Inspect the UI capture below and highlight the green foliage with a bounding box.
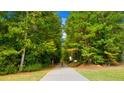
[0,47,19,74]
[93,55,105,64]
[81,46,96,64]
[64,11,124,65]
[62,48,69,62]
[23,63,42,72]
[0,11,61,74]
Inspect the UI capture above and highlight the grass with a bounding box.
[75,65,124,81]
[0,67,53,81]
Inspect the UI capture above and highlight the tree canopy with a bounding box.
[0,11,62,74]
[1,11,124,75]
[64,11,124,65]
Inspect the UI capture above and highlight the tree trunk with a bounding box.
[19,32,27,72]
[19,48,25,72]
[19,12,28,72]
[52,59,54,66]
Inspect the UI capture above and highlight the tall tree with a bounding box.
[0,11,62,74]
[64,12,124,65]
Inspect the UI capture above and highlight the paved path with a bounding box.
[41,66,89,81]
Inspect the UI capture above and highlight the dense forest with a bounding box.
[64,12,124,65]
[1,11,124,75]
[0,12,62,74]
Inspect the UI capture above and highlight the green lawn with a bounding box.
[0,68,52,81]
[76,65,124,81]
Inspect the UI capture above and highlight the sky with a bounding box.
[58,11,70,18]
[58,11,70,25]
[58,11,70,40]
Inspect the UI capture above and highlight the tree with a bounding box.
[0,11,62,74]
[64,12,124,65]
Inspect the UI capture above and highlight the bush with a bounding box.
[5,65,18,74]
[23,63,42,72]
[42,63,50,68]
[0,48,19,75]
[20,49,52,72]
[93,55,105,64]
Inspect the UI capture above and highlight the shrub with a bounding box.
[93,55,105,64]
[23,63,42,72]
[5,65,18,74]
[0,48,19,75]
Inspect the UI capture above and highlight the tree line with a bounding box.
[0,12,62,74]
[64,12,124,65]
[1,11,124,75]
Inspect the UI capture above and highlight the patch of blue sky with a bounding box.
[62,18,67,25]
[62,29,67,39]
[57,11,70,41]
[58,11,70,25]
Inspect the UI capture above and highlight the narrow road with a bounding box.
[40,65,88,81]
